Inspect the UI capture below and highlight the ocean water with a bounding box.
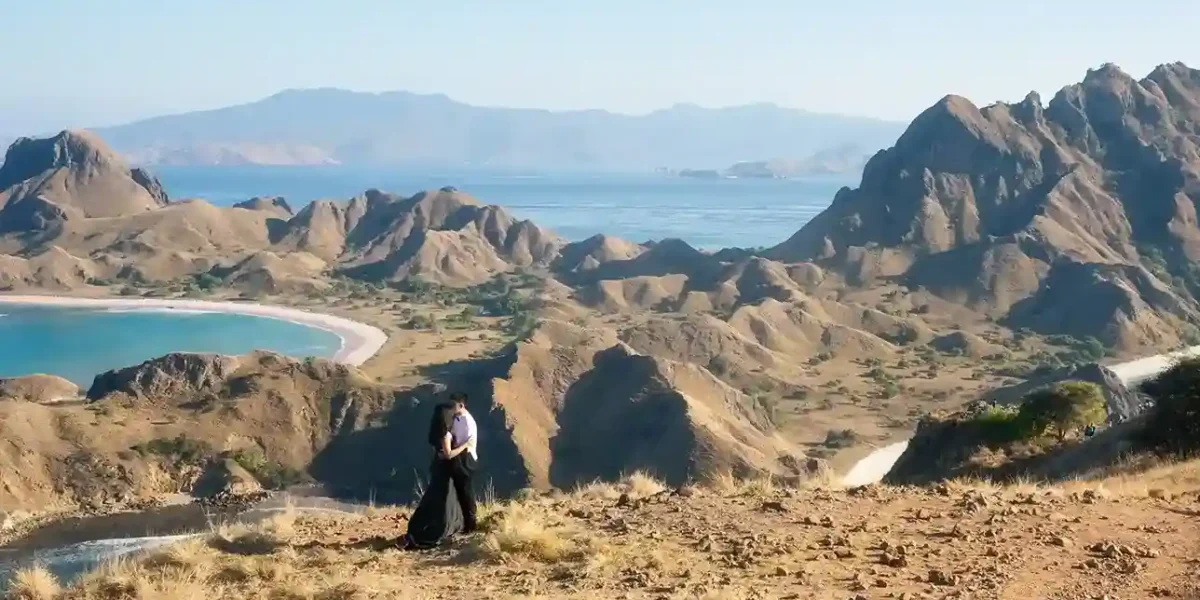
[0,306,341,387]
[155,167,852,249]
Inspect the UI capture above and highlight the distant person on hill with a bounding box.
[446,392,479,533]
[402,403,463,549]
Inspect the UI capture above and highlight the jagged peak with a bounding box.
[1084,62,1134,83]
[1150,61,1194,77]
[0,129,125,190]
[234,196,294,215]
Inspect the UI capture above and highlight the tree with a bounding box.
[1019,381,1107,442]
[1141,357,1200,456]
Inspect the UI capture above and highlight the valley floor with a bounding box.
[11,470,1200,600]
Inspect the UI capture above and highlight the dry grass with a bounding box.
[570,471,667,501]
[476,502,602,564]
[623,471,666,497]
[4,566,61,600]
[211,509,296,555]
[939,456,1200,500]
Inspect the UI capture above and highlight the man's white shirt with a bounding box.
[454,411,479,460]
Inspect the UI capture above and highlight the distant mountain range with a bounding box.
[84,89,905,170]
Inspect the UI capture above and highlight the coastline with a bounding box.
[0,295,387,367]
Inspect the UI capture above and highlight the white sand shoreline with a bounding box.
[0,295,387,366]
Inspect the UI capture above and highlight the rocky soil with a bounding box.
[13,474,1199,600]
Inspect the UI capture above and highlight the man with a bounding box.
[444,392,479,533]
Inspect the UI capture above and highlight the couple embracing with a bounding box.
[403,392,480,549]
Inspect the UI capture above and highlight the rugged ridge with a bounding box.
[767,62,1200,349]
[0,133,565,288]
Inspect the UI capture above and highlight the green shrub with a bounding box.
[969,404,1031,444]
[1141,357,1200,456]
[822,428,859,449]
[132,435,213,464]
[193,273,222,291]
[1018,381,1107,442]
[228,447,306,489]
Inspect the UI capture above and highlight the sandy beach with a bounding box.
[0,296,387,366]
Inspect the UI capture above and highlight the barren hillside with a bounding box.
[768,63,1200,350]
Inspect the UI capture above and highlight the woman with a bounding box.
[402,403,465,549]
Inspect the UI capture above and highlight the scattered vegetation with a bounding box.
[963,381,1107,447]
[132,435,214,465]
[1141,357,1200,456]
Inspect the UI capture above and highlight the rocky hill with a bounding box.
[0,131,167,236]
[767,62,1200,350]
[0,133,562,289]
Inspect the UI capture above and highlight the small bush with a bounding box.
[823,428,859,449]
[193,273,222,291]
[402,315,435,330]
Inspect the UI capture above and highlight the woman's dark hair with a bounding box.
[426,403,455,448]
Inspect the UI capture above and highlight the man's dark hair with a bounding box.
[450,392,468,406]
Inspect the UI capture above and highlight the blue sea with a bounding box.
[155,167,851,250]
[0,306,341,387]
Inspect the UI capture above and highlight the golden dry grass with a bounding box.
[940,456,1200,500]
[4,566,61,600]
[211,509,296,555]
[475,502,602,564]
[10,462,1200,600]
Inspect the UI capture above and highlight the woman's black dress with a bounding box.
[403,402,464,549]
[404,458,464,549]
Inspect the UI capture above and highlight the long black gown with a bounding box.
[404,455,464,549]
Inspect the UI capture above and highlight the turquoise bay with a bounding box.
[0,306,341,387]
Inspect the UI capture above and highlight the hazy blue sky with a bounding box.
[1,1,1197,133]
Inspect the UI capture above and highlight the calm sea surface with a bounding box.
[155,167,851,250]
[0,306,341,386]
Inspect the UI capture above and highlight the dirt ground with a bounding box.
[13,470,1199,600]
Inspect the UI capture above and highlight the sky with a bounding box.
[2,0,1198,133]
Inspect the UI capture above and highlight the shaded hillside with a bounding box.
[0,313,809,511]
[767,62,1200,349]
[93,89,905,169]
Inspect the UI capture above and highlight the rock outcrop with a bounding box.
[0,131,168,234]
[87,352,243,401]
